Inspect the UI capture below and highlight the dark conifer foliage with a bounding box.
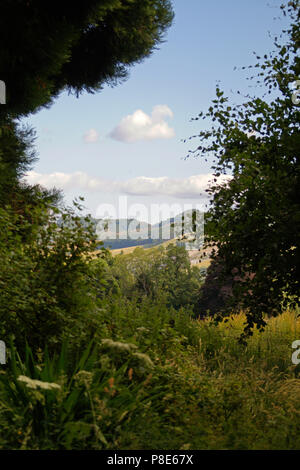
[0,0,174,117]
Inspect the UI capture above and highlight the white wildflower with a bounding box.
[101,339,138,353]
[74,370,93,387]
[18,375,61,391]
[136,327,150,333]
[132,352,154,369]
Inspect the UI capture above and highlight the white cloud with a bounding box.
[25,171,113,192]
[24,171,231,198]
[83,128,99,143]
[121,174,231,197]
[109,105,175,143]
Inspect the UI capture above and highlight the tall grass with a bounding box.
[191,309,300,372]
[0,309,300,450]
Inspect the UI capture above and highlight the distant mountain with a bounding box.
[58,210,205,250]
[95,209,204,250]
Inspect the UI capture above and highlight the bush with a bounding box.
[0,200,109,353]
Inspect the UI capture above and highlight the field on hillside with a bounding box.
[108,238,178,256]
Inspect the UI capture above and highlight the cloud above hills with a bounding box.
[109,105,175,143]
[25,171,231,198]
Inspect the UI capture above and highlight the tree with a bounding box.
[0,199,110,352]
[186,2,300,337]
[0,118,62,207]
[111,244,203,311]
[0,0,173,205]
[0,0,174,118]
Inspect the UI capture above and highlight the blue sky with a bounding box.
[23,0,288,222]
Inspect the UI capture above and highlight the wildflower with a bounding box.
[132,352,154,369]
[74,370,93,387]
[136,327,150,333]
[101,339,138,353]
[108,377,115,388]
[17,375,61,391]
[104,385,116,397]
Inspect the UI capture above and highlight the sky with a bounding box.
[22,0,288,223]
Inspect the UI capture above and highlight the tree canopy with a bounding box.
[0,0,173,205]
[0,0,174,117]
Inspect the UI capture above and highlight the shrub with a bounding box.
[0,200,109,353]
